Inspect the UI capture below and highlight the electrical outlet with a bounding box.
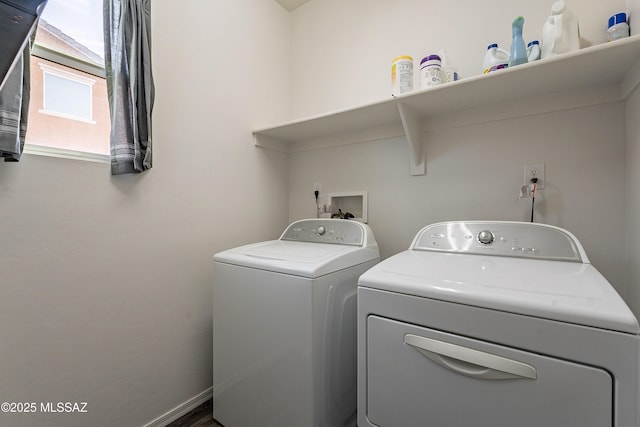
[523,163,545,189]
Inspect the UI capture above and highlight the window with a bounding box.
[25,0,110,159]
[40,64,95,123]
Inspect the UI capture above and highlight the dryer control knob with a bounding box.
[477,230,495,245]
[317,226,327,235]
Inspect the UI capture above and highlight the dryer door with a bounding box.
[366,316,613,427]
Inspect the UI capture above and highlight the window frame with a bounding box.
[32,43,106,78]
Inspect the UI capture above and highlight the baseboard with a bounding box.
[142,387,213,427]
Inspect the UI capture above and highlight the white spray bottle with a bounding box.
[438,50,459,83]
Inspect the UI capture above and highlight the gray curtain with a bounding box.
[103,0,154,175]
[0,43,31,162]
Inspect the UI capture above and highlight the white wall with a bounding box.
[289,103,627,291]
[628,0,640,36]
[0,1,290,425]
[289,0,625,118]
[287,0,632,301]
[626,0,640,313]
[626,85,640,316]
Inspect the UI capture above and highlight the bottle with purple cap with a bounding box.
[420,54,442,89]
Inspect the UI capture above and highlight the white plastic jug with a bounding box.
[482,44,509,74]
[541,0,580,59]
[527,40,541,62]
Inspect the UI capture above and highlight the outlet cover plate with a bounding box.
[524,163,545,189]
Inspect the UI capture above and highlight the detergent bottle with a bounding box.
[541,0,580,59]
[527,40,541,62]
[482,44,509,74]
[607,13,630,42]
[509,16,528,67]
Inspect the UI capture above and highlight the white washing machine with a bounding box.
[358,221,640,427]
[213,219,379,427]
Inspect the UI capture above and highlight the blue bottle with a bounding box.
[509,16,528,67]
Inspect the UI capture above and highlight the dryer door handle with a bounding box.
[404,334,537,380]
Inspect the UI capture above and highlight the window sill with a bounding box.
[24,144,110,164]
[38,109,97,124]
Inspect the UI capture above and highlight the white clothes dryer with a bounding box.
[358,221,640,427]
[213,219,379,427]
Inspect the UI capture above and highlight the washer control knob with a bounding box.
[317,226,327,236]
[477,230,495,245]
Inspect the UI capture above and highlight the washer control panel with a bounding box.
[281,219,365,246]
[412,221,586,262]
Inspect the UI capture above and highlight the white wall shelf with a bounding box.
[253,35,640,175]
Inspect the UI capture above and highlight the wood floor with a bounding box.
[165,399,222,427]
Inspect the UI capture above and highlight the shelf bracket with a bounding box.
[397,102,425,176]
[253,132,292,153]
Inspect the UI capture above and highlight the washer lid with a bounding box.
[213,219,380,278]
[214,240,379,278]
[359,250,639,334]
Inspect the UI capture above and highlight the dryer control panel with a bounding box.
[411,221,587,263]
[280,219,370,246]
